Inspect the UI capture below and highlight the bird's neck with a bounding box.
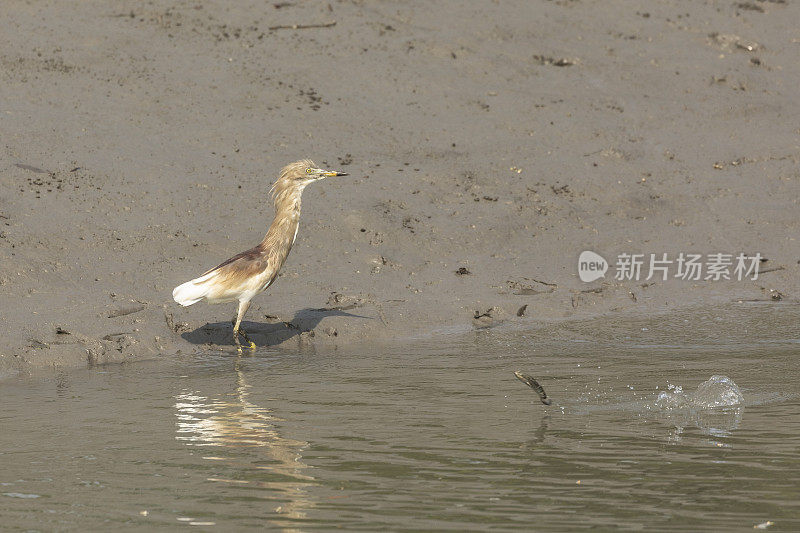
[260,188,303,259]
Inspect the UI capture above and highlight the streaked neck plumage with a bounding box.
[259,178,307,268]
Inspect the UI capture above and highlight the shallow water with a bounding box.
[2,303,800,531]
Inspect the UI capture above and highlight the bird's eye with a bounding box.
[306,168,313,174]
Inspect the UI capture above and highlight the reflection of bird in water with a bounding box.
[174,358,314,525]
[172,160,347,350]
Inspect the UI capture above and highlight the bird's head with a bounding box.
[284,159,348,186]
[270,159,348,205]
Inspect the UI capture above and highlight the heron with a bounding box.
[172,159,348,349]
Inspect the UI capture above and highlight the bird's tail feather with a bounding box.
[173,272,216,306]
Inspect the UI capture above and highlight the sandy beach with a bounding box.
[1,0,798,373]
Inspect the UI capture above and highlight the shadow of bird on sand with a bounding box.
[181,307,371,347]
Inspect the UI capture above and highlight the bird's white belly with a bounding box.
[239,270,275,301]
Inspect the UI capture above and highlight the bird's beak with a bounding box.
[321,169,348,177]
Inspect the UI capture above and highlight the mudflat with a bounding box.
[1,1,798,371]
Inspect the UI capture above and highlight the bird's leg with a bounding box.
[231,316,241,349]
[238,326,255,346]
[232,300,256,351]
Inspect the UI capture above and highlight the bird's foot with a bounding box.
[233,327,256,351]
[236,340,255,353]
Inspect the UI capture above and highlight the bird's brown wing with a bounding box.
[201,246,269,281]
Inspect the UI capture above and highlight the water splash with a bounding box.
[655,375,743,410]
[693,375,744,408]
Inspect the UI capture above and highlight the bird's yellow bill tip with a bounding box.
[323,171,348,177]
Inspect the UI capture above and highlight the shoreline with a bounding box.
[4,289,796,381]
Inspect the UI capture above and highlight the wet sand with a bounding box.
[1,1,799,372]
